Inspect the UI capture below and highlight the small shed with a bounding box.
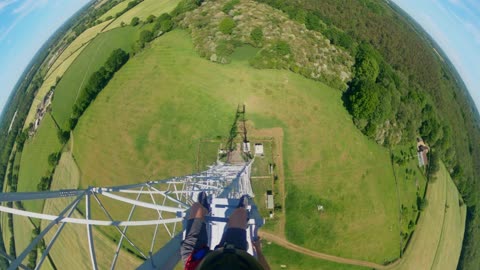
[266,190,274,210]
[243,141,251,153]
[255,143,264,156]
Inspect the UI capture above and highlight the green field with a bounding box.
[47,20,112,78]
[70,29,399,262]
[24,21,113,128]
[17,114,62,215]
[105,0,180,31]
[51,26,140,130]
[99,0,129,21]
[391,145,428,249]
[262,242,368,270]
[13,215,35,266]
[391,162,466,270]
[41,151,141,269]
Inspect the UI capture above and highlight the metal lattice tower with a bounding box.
[0,160,260,270]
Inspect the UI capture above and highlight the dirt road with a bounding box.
[259,231,401,270]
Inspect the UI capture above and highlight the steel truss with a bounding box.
[0,161,255,270]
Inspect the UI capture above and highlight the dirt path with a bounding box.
[259,231,400,270]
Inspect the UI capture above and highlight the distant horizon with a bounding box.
[0,0,90,117]
[0,0,479,118]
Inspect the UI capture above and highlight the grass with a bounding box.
[430,168,467,269]
[41,151,141,269]
[99,1,129,21]
[251,141,274,177]
[17,114,62,216]
[196,140,221,172]
[391,162,466,270]
[262,242,369,270]
[51,26,140,130]
[47,20,112,78]
[71,29,399,263]
[104,0,181,31]
[13,215,35,265]
[391,144,428,249]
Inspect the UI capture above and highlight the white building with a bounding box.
[254,143,264,156]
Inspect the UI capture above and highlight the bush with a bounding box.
[272,40,291,56]
[131,17,140,26]
[250,27,263,45]
[219,17,235,35]
[222,0,240,14]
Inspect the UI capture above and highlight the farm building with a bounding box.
[417,138,429,167]
[255,143,264,156]
[266,190,274,209]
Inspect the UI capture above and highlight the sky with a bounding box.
[0,0,479,113]
[0,0,90,113]
[392,0,480,109]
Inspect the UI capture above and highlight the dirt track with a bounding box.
[259,231,401,270]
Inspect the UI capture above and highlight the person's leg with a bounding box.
[180,202,209,263]
[217,195,249,251]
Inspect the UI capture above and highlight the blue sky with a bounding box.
[392,0,480,109]
[0,0,479,113]
[0,0,89,113]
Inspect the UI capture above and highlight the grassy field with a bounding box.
[100,0,129,21]
[17,114,62,215]
[104,0,180,31]
[71,30,399,262]
[391,144,428,249]
[41,151,141,269]
[431,168,466,269]
[47,20,112,78]
[391,162,466,270]
[262,242,369,270]
[51,26,140,129]
[13,215,35,266]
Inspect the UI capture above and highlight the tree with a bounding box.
[348,79,380,119]
[219,17,235,35]
[48,152,61,167]
[105,49,129,73]
[356,56,379,82]
[146,15,156,23]
[417,196,428,211]
[138,30,154,47]
[250,27,263,45]
[130,17,140,26]
[160,19,173,32]
[153,13,173,33]
[57,129,70,144]
[15,129,28,151]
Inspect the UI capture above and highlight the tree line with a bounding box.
[68,48,129,131]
